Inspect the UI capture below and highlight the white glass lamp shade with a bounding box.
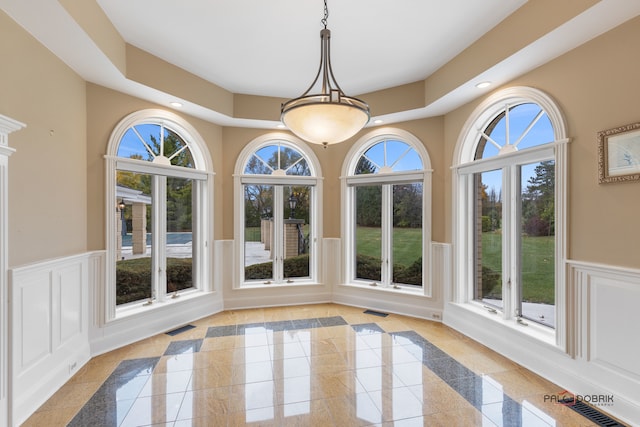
[282,96,370,145]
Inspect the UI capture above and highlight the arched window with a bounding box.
[105,110,213,319]
[342,129,432,294]
[453,87,568,337]
[234,135,322,287]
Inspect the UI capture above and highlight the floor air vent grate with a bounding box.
[363,309,389,317]
[165,325,196,336]
[561,398,627,426]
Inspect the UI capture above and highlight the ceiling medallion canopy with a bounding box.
[280,0,370,147]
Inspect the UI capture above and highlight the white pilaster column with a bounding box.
[0,114,25,427]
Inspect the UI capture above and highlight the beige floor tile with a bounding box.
[308,352,349,374]
[66,357,118,385]
[176,387,231,420]
[35,381,101,412]
[20,406,80,427]
[200,335,238,351]
[487,367,560,399]
[383,406,491,427]
[306,337,339,356]
[229,380,278,413]
[313,370,364,398]
[189,365,233,389]
[272,356,312,380]
[324,392,383,426]
[193,347,235,367]
[277,399,336,427]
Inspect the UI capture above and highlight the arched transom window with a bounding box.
[234,135,322,287]
[342,129,432,295]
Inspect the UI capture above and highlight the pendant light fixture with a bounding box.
[281,0,370,147]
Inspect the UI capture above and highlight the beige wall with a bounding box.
[1,11,87,267]
[86,84,225,250]
[443,15,640,269]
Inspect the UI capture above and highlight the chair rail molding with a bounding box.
[0,113,25,427]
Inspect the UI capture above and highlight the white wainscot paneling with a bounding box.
[17,270,52,370]
[9,254,91,427]
[590,275,640,376]
[565,261,640,424]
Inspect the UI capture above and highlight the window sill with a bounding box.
[235,281,323,290]
[339,281,429,297]
[112,289,213,322]
[451,301,557,348]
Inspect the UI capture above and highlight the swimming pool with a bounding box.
[121,232,192,247]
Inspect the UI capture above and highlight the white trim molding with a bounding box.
[0,114,24,427]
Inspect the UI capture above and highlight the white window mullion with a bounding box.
[273,186,284,282]
[192,179,203,290]
[381,184,392,286]
[505,165,521,318]
[501,166,513,320]
[152,175,167,302]
[514,166,523,320]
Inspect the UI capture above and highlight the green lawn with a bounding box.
[355,226,422,267]
[245,226,261,242]
[481,232,555,304]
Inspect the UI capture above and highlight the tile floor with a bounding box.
[23,304,616,426]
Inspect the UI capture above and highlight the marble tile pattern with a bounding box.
[22,303,611,426]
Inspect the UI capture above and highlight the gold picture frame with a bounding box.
[598,121,640,183]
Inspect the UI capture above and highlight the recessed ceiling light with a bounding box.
[475,81,491,89]
[170,101,183,108]
[373,119,383,125]
[277,123,286,129]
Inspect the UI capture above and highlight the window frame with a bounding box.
[452,87,569,348]
[341,128,433,296]
[233,133,323,288]
[104,109,214,322]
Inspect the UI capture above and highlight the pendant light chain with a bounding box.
[321,0,329,29]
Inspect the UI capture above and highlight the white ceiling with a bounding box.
[96,0,527,98]
[2,0,640,128]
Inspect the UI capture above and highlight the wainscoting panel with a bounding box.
[590,273,640,377]
[9,253,91,427]
[15,270,52,370]
[58,263,84,348]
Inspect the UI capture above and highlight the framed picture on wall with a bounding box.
[598,121,640,183]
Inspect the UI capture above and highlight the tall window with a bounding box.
[235,135,321,286]
[454,87,567,332]
[343,129,432,294]
[106,110,213,318]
